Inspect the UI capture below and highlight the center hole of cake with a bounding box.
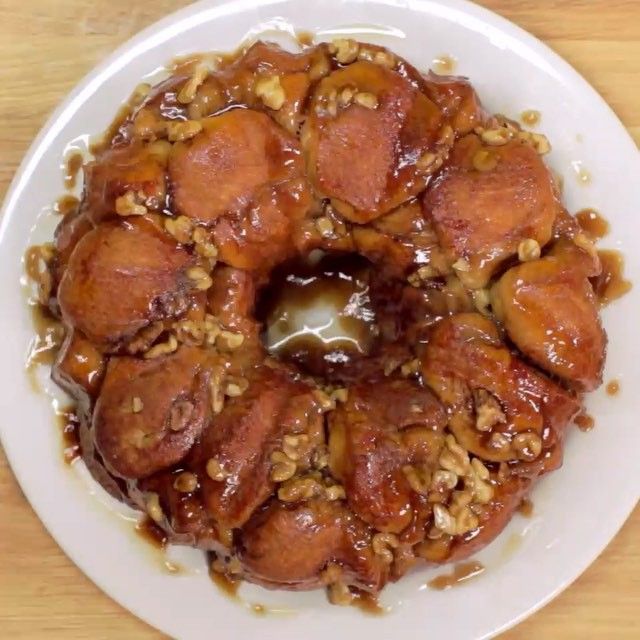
[257,252,379,377]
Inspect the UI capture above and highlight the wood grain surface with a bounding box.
[0,1,638,638]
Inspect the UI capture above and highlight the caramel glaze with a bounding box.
[427,561,485,591]
[54,195,80,217]
[208,564,241,600]
[576,208,609,239]
[257,253,379,378]
[520,109,541,127]
[136,516,168,550]
[574,412,595,432]
[24,245,47,286]
[90,81,154,154]
[90,102,135,155]
[351,589,385,615]
[606,379,620,396]
[64,152,84,190]
[518,498,534,518]
[592,250,632,305]
[296,31,314,47]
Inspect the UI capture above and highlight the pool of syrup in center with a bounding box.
[258,253,379,377]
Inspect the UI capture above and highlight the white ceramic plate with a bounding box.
[1,1,638,638]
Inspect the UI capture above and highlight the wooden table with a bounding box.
[0,1,638,637]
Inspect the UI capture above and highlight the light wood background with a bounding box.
[0,1,638,638]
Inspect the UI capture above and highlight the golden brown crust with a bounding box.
[83,143,168,223]
[424,134,562,288]
[329,379,446,534]
[420,313,580,464]
[492,241,606,390]
[303,60,446,223]
[169,109,308,224]
[93,346,211,479]
[240,499,388,592]
[190,366,324,529]
[58,218,195,346]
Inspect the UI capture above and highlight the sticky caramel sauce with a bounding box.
[432,54,457,74]
[574,411,595,432]
[606,379,620,396]
[54,194,80,216]
[134,516,188,575]
[296,30,314,47]
[210,569,241,599]
[64,152,84,190]
[259,254,379,377]
[90,103,134,155]
[57,407,81,465]
[576,208,609,239]
[135,516,168,550]
[89,80,156,154]
[520,109,540,127]
[427,561,485,591]
[351,589,386,615]
[24,245,47,284]
[518,498,534,518]
[591,250,632,305]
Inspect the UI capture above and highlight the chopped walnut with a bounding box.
[216,330,245,351]
[173,472,198,493]
[473,389,506,432]
[115,191,147,217]
[373,50,395,68]
[331,38,359,64]
[479,127,514,146]
[518,130,551,154]
[167,120,203,142]
[206,458,228,482]
[452,257,471,273]
[472,148,498,172]
[439,434,470,476]
[186,266,213,291]
[372,532,399,564]
[518,238,541,262]
[144,492,163,523]
[325,484,346,501]
[512,431,543,461]
[143,334,178,359]
[178,63,210,105]
[282,434,310,461]
[315,216,335,238]
[224,377,249,398]
[277,475,323,502]
[270,451,297,482]
[354,92,378,109]
[255,75,286,111]
[164,215,195,244]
